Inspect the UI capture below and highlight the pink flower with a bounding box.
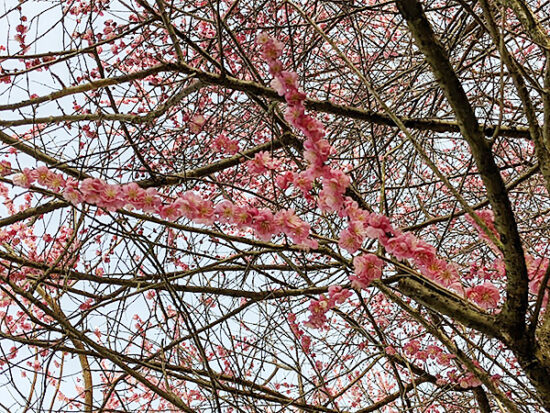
[466,282,500,310]
[159,202,182,221]
[323,169,349,193]
[338,221,365,254]
[193,199,215,225]
[279,71,298,90]
[189,114,206,134]
[365,213,393,242]
[141,188,162,213]
[98,184,125,211]
[247,151,279,174]
[412,241,437,267]
[304,296,330,329]
[304,138,332,167]
[298,238,318,250]
[420,258,461,289]
[35,166,51,186]
[285,89,307,106]
[404,340,420,355]
[318,186,345,212]
[300,335,311,353]
[261,37,283,61]
[215,200,235,223]
[420,258,447,279]
[297,116,326,141]
[426,345,443,359]
[466,209,500,245]
[284,104,305,125]
[62,178,83,205]
[212,134,240,155]
[327,285,352,305]
[233,205,256,228]
[270,78,285,96]
[80,178,106,204]
[431,261,460,288]
[0,160,11,176]
[174,191,203,220]
[351,254,384,290]
[294,169,316,193]
[121,183,145,208]
[275,171,295,190]
[386,232,417,261]
[437,353,455,366]
[275,209,311,244]
[255,32,271,45]
[343,198,370,222]
[12,168,36,188]
[251,208,278,241]
[44,172,65,192]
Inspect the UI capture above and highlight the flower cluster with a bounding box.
[256,35,514,327]
[258,33,348,213]
[212,134,240,155]
[288,313,312,353]
[7,164,318,249]
[465,282,501,310]
[258,35,466,290]
[304,285,352,329]
[247,151,280,175]
[350,254,384,290]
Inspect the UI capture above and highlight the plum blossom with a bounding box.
[338,221,365,254]
[121,183,144,208]
[385,232,417,261]
[215,200,235,224]
[247,151,279,174]
[364,213,393,242]
[0,160,11,176]
[466,282,501,310]
[251,208,278,241]
[189,114,206,134]
[62,178,83,205]
[212,134,240,155]
[275,209,311,244]
[304,285,352,329]
[275,171,295,190]
[351,254,384,290]
[12,168,36,188]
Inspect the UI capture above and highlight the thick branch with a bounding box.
[396,0,529,335]
[397,276,501,339]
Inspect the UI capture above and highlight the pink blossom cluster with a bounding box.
[258,33,349,213]
[212,134,240,155]
[350,254,384,290]
[304,285,352,329]
[447,370,482,389]
[7,164,318,248]
[12,166,67,192]
[0,160,12,176]
[14,16,28,50]
[258,35,457,266]
[287,313,312,353]
[258,34,484,320]
[465,281,501,310]
[400,341,484,388]
[247,151,280,175]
